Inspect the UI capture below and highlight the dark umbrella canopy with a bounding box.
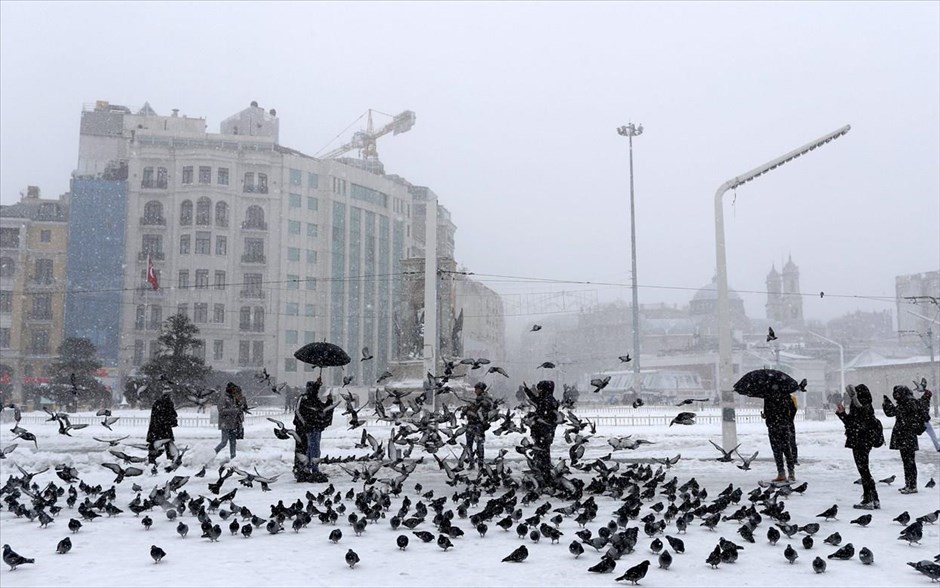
[734,368,802,399]
[293,342,351,367]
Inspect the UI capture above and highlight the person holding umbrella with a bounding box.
[761,390,798,483]
[295,376,337,483]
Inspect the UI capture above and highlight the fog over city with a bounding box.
[1,2,937,327]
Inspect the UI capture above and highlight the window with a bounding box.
[177,303,189,318]
[288,221,301,235]
[141,167,154,188]
[243,172,255,193]
[135,305,145,330]
[133,340,145,365]
[142,234,162,257]
[40,230,52,243]
[194,303,208,323]
[199,166,211,184]
[351,183,389,208]
[213,340,224,361]
[253,306,264,331]
[243,273,263,298]
[239,306,251,330]
[34,259,54,284]
[193,339,206,361]
[214,270,226,290]
[213,303,225,324]
[196,197,211,225]
[286,330,298,344]
[244,205,265,230]
[304,330,316,343]
[31,293,52,319]
[0,228,20,248]
[30,328,49,354]
[182,166,193,184]
[305,277,317,291]
[332,177,347,195]
[252,341,264,366]
[143,200,164,224]
[290,169,302,185]
[218,168,229,186]
[149,306,162,330]
[287,247,300,262]
[180,200,193,225]
[195,231,211,255]
[304,303,316,317]
[215,202,228,227]
[216,236,227,256]
[289,193,301,208]
[306,223,318,238]
[0,328,9,349]
[179,234,191,254]
[286,302,299,316]
[307,196,318,211]
[243,238,265,262]
[178,270,190,289]
[308,173,319,189]
[0,257,14,278]
[287,274,300,290]
[156,167,168,189]
[0,290,12,313]
[238,341,250,366]
[285,357,297,372]
[195,269,209,289]
[306,249,318,264]
[257,173,268,194]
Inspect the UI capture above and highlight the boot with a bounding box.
[771,473,787,483]
[787,469,796,482]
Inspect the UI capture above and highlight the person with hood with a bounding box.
[525,380,559,485]
[835,384,884,509]
[296,376,336,483]
[462,382,494,470]
[883,384,932,493]
[762,391,798,483]
[146,388,178,464]
[213,382,247,461]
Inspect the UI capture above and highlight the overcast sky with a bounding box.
[1,1,938,325]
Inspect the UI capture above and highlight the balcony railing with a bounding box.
[239,289,265,299]
[240,253,266,264]
[138,251,165,261]
[140,216,167,226]
[241,221,268,231]
[140,180,168,190]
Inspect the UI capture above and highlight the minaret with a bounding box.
[781,255,804,327]
[766,264,782,323]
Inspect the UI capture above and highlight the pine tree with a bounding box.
[50,337,108,410]
[141,313,211,404]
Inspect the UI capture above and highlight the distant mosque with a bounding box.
[765,255,804,329]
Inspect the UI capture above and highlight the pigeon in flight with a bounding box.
[618,354,632,363]
[488,366,509,378]
[530,324,542,332]
[377,370,394,384]
[669,412,696,427]
[361,347,374,361]
[590,376,611,394]
[537,361,556,369]
[767,327,777,342]
[708,440,739,462]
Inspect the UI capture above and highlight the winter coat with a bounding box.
[836,402,883,450]
[883,387,930,452]
[762,394,797,430]
[464,392,494,429]
[526,385,559,441]
[217,389,246,431]
[146,395,178,443]
[296,381,334,433]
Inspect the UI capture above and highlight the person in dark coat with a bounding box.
[213,382,247,461]
[835,384,884,509]
[883,384,932,493]
[295,377,335,483]
[762,392,797,482]
[146,389,178,464]
[462,382,494,470]
[525,380,559,486]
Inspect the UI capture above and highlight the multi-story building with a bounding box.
[896,270,939,341]
[765,256,804,329]
[0,186,70,403]
[67,100,423,389]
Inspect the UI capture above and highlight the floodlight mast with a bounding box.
[715,125,851,452]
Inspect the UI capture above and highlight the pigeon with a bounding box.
[590,376,611,394]
[587,554,616,573]
[898,521,923,545]
[708,440,739,462]
[851,514,872,527]
[859,547,874,565]
[812,556,826,573]
[537,362,556,369]
[396,535,408,550]
[705,545,722,568]
[329,529,343,543]
[918,510,940,525]
[616,559,650,584]
[1,546,34,573]
[530,324,542,332]
[650,538,663,554]
[669,412,696,427]
[658,549,673,570]
[360,347,374,361]
[908,560,940,582]
[488,366,509,378]
[827,543,855,560]
[816,505,838,521]
[413,531,435,543]
[68,518,82,534]
[618,354,632,363]
[677,398,711,406]
[767,327,777,342]
[177,522,189,538]
[437,534,454,551]
[766,527,780,545]
[802,536,813,550]
[377,370,394,384]
[665,536,685,554]
[569,541,584,558]
[241,524,252,538]
[150,545,166,564]
[784,543,798,564]
[345,548,360,569]
[343,376,354,386]
[799,523,820,536]
[879,474,896,485]
[56,537,72,555]
[632,398,644,409]
[502,545,529,563]
[823,532,841,546]
[142,516,153,530]
[927,478,936,489]
[228,520,239,535]
[735,449,759,471]
[894,511,911,526]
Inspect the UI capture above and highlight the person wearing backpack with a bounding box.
[883,384,933,493]
[835,384,884,509]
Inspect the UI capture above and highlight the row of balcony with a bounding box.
[138,218,266,231]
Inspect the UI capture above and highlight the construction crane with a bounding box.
[317,109,416,161]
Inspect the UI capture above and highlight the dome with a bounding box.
[692,275,742,302]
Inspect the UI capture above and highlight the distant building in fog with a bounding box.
[766,255,804,329]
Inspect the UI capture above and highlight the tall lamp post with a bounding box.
[716,125,851,451]
[809,331,845,395]
[617,122,643,389]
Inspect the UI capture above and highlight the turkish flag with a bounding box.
[147,255,160,290]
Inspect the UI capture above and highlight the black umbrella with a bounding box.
[733,368,803,399]
[293,342,351,367]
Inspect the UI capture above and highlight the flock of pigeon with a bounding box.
[2,326,940,584]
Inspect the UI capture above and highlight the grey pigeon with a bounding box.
[56,537,72,555]
[669,412,695,427]
[784,543,798,564]
[150,545,166,564]
[569,541,584,558]
[345,548,360,568]
[658,549,673,570]
[502,545,528,563]
[816,505,838,521]
[827,543,855,560]
[812,556,826,573]
[177,522,189,538]
[396,535,408,550]
[616,559,650,584]
[823,532,841,546]
[898,521,923,545]
[859,547,874,565]
[907,560,940,582]
[851,514,872,527]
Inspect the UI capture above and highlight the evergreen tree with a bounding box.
[141,313,211,404]
[50,337,108,410]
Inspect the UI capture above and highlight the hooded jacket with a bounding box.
[296,380,335,432]
[836,384,883,449]
[883,385,931,452]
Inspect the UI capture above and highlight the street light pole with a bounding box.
[809,331,845,394]
[715,125,851,452]
[617,123,643,389]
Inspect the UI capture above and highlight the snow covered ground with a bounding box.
[1,405,938,587]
